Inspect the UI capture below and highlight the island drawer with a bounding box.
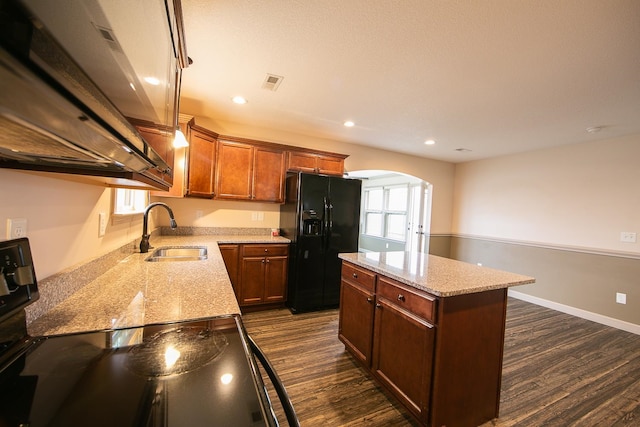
[377,276,436,323]
[342,262,376,291]
[242,244,289,257]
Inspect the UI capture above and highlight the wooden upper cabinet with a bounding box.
[216,138,285,203]
[135,124,175,186]
[151,119,191,198]
[253,146,285,202]
[287,150,346,176]
[186,126,217,198]
[215,140,253,200]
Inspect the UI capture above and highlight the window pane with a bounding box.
[386,187,408,211]
[366,188,383,210]
[365,213,382,236]
[386,213,406,240]
[114,189,148,214]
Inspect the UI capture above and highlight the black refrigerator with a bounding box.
[280,172,362,313]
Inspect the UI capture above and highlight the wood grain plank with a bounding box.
[243,298,640,427]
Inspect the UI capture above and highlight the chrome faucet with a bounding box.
[140,202,178,253]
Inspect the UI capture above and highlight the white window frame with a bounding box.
[113,188,149,216]
[362,184,410,242]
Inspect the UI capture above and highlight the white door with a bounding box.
[407,182,432,253]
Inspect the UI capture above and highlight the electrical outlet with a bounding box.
[620,232,637,243]
[98,212,107,237]
[616,292,627,304]
[6,218,27,239]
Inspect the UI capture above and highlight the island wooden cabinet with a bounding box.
[339,261,509,427]
[372,277,435,421]
[215,138,285,202]
[286,150,346,176]
[339,262,376,365]
[186,126,217,198]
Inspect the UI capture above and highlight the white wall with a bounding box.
[452,133,640,254]
[0,169,146,280]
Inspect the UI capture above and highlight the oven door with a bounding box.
[0,315,294,426]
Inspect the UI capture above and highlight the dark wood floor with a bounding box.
[242,298,640,426]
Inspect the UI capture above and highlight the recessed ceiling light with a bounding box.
[144,76,161,86]
[424,139,435,145]
[344,121,355,127]
[232,96,247,104]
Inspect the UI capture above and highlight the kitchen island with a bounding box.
[28,234,289,336]
[338,251,535,427]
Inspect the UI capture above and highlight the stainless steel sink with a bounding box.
[145,246,208,262]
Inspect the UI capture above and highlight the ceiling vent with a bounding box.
[262,74,284,91]
[93,24,123,53]
[455,148,472,152]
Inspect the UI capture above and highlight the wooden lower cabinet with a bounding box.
[219,243,289,310]
[372,295,435,420]
[218,244,240,299]
[339,261,508,427]
[338,279,375,365]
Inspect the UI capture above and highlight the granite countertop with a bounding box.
[28,234,290,336]
[339,251,535,297]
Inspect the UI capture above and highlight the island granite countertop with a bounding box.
[28,234,289,336]
[339,251,535,297]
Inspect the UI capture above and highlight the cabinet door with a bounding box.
[338,280,375,366]
[253,146,285,202]
[316,155,344,176]
[264,255,288,302]
[240,257,265,305]
[215,140,253,200]
[219,244,240,299]
[287,151,318,173]
[136,125,175,186]
[186,129,216,197]
[372,297,435,422]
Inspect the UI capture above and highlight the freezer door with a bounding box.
[288,236,325,312]
[324,177,362,306]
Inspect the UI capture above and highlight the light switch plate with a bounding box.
[98,212,107,237]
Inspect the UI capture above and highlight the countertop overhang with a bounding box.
[339,251,535,297]
[28,235,290,336]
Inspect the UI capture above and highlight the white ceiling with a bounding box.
[179,0,640,163]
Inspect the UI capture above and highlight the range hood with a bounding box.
[0,0,188,190]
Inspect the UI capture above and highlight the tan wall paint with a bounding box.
[453,133,640,255]
[0,169,147,280]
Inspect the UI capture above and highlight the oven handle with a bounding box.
[248,335,300,427]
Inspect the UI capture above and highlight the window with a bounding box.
[362,185,409,241]
[113,189,148,215]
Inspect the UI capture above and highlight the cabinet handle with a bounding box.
[262,259,266,263]
[266,259,270,263]
[366,297,373,303]
[375,303,381,308]
[397,294,405,301]
[352,273,358,279]
[264,249,268,252]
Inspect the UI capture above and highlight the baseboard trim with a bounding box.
[508,290,640,336]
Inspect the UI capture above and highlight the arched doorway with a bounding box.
[348,170,432,253]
